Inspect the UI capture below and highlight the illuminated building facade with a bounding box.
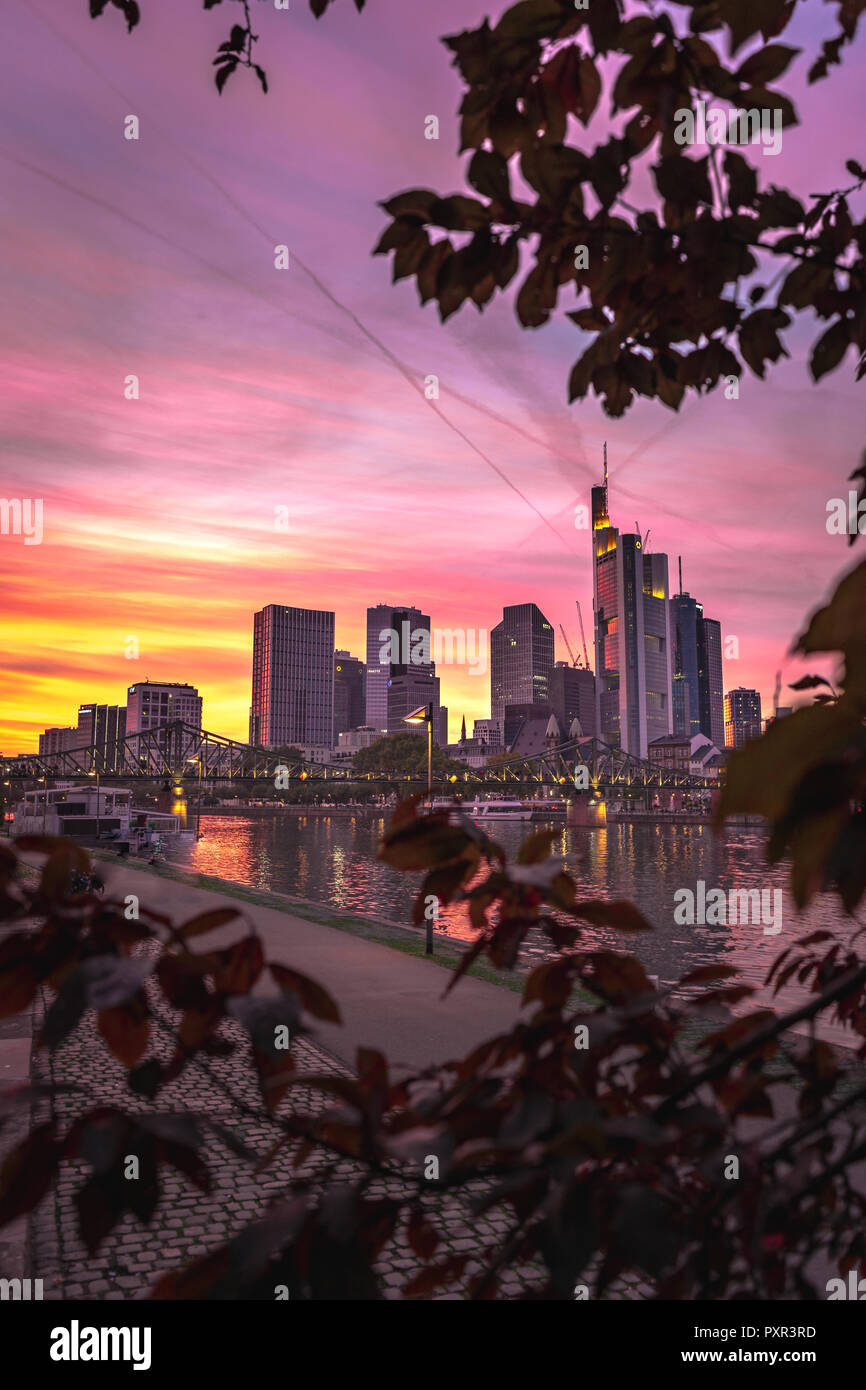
[591,447,673,757]
[724,686,762,749]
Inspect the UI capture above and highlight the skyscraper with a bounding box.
[490,603,555,727]
[364,604,443,736]
[724,686,762,749]
[670,559,724,748]
[669,578,701,738]
[592,446,673,757]
[365,604,393,732]
[366,604,435,732]
[697,617,725,750]
[333,651,366,739]
[249,605,334,749]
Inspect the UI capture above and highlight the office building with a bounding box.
[337,726,380,753]
[697,617,725,750]
[386,671,441,736]
[249,605,334,748]
[503,701,553,750]
[437,706,448,746]
[473,719,503,749]
[549,662,596,739]
[724,687,762,749]
[490,603,555,727]
[333,651,366,738]
[76,703,127,772]
[365,604,393,732]
[38,727,78,756]
[669,562,725,750]
[669,576,701,738]
[365,603,444,738]
[126,682,202,735]
[366,604,436,732]
[592,446,673,757]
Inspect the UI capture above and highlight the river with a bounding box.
[165,811,859,1049]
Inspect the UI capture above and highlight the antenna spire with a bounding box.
[678,556,683,595]
[603,440,608,486]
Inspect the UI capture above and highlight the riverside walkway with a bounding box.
[15,862,658,1300]
[91,860,524,1075]
[7,859,854,1300]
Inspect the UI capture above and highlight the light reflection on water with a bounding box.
[170,813,862,1047]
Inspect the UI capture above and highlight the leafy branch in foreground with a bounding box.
[88,0,365,94]
[373,0,866,417]
[87,2,866,414]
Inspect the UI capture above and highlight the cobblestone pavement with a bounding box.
[21,929,652,1302]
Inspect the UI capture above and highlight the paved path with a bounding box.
[92,861,525,1076]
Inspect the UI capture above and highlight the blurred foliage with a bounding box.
[719,550,866,912]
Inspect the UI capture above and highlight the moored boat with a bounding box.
[11,782,189,849]
[467,799,534,822]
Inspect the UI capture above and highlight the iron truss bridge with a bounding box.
[2,724,714,792]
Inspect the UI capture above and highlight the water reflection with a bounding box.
[170,813,859,1046]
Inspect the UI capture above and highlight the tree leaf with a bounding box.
[809,317,850,382]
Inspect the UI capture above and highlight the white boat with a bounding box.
[467,800,534,822]
[13,783,135,839]
[12,782,187,848]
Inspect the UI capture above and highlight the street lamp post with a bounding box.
[88,769,100,838]
[402,703,435,954]
[187,756,203,838]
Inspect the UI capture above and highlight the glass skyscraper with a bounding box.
[697,616,725,749]
[591,448,673,757]
[490,603,555,728]
[249,604,334,749]
[365,604,442,736]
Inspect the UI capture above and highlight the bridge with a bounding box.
[1,722,715,792]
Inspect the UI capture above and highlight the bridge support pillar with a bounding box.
[568,796,605,827]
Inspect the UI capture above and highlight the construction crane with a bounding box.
[559,624,580,668]
[575,600,590,671]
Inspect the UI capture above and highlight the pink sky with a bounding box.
[1,0,864,752]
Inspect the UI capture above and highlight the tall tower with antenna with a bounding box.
[590,443,673,757]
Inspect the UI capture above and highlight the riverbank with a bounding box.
[87,855,528,1073]
[88,852,865,1061]
[90,848,531,994]
[9,854,864,1300]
